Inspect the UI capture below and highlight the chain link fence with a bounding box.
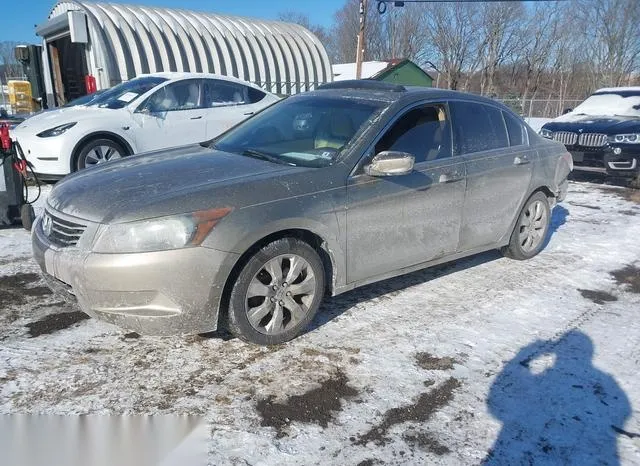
[493,97,585,119]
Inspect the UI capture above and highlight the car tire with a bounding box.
[502,191,551,261]
[20,204,35,231]
[226,238,325,345]
[630,175,640,189]
[75,138,127,171]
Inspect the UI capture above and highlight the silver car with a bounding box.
[32,81,572,345]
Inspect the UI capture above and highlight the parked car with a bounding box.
[540,87,640,186]
[11,73,279,179]
[32,81,572,345]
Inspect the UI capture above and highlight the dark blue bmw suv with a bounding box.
[540,87,640,187]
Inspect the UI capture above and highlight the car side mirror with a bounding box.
[365,151,415,177]
[562,108,572,115]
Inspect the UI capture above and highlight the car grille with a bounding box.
[552,131,578,145]
[43,210,87,247]
[578,133,607,147]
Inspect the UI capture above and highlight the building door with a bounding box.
[47,36,88,106]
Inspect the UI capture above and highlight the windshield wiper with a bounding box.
[241,148,293,166]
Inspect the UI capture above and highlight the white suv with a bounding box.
[11,73,279,179]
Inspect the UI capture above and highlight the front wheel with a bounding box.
[502,191,551,260]
[226,238,325,345]
[75,138,127,171]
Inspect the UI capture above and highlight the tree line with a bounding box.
[283,0,640,105]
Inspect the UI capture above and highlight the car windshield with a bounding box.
[572,90,640,117]
[88,76,168,110]
[212,95,388,168]
[62,90,106,108]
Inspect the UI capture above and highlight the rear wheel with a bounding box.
[75,138,127,171]
[502,191,551,260]
[226,238,325,345]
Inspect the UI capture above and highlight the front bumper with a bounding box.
[569,147,640,177]
[32,214,239,335]
[12,132,72,177]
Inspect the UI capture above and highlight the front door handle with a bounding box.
[439,172,463,183]
[513,156,530,165]
[243,111,255,116]
[190,116,203,120]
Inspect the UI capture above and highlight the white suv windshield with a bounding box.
[88,76,168,110]
[572,90,640,117]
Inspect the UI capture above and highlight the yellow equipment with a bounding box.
[7,80,33,114]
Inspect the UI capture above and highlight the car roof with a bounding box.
[594,86,640,93]
[135,72,273,94]
[307,82,512,111]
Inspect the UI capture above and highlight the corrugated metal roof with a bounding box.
[47,1,332,94]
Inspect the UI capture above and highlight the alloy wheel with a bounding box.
[518,200,548,253]
[245,254,317,335]
[84,145,123,166]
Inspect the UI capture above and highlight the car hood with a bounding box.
[542,113,640,134]
[13,106,122,134]
[47,144,299,224]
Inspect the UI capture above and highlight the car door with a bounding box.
[132,79,207,152]
[450,101,534,252]
[202,79,264,139]
[346,102,466,284]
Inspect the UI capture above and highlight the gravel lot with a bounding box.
[1,179,639,465]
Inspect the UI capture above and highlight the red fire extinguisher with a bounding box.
[85,74,97,94]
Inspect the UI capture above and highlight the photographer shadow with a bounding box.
[485,330,631,465]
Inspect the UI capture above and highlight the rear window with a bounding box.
[503,111,528,146]
[248,87,267,103]
[450,101,509,155]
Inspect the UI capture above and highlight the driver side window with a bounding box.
[142,79,202,112]
[375,103,452,163]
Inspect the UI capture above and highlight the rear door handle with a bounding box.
[190,116,202,120]
[513,156,530,165]
[243,112,255,116]
[438,172,463,183]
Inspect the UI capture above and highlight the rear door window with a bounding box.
[375,104,452,164]
[203,79,248,107]
[450,101,509,155]
[503,111,528,146]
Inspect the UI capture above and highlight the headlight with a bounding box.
[540,128,553,139]
[610,133,640,144]
[36,122,77,138]
[92,208,232,253]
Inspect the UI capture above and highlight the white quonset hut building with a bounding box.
[35,1,333,107]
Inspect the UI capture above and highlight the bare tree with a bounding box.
[0,41,23,83]
[479,2,526,95]
[422,2,480,90]
[277,11,334,57]
[576,0,640,87]
[331,0,386,63]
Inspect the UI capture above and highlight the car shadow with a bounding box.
[310,250,502,332]
[484,330,632,465]
[542,204,569,249]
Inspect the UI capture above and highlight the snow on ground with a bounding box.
[1,180,640,465]
[524,117,552,132]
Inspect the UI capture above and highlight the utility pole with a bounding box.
[355,0,367,79]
